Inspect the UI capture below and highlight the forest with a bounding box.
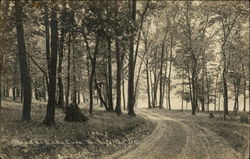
[0,1,249,159]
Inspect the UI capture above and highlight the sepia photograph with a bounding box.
[0,0,249,158]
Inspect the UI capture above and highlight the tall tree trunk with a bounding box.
[77,89,80,105]
[43,74,47,102]
[0,69,2,120]
[115,40,122,115]
[15,0,32,121]
[222,47,229,116]
[214,74,219,111]
[153,48,158,108]
[94,78,108,110]
[191,70,196,115]
[134,49,147,108]
[105,62,109,108]
[89,37,99,114]
[233,81,237,113]
[146,58,151,109]
[57,10,65,108]
[181,73,184,111]
[107,37,113,111]
[206,72,210,113]
[13,54,18,101]
[122,78,126,110]
[44,4,50,74]
[44,9,58,126]
[201,74,205,111]
[249,43,250,113]
[66,32,71,107]
[150,69,154,108]
[72,38,77,106]
[218,92,221,111]
[159,42,165,108]
[243,68,246,111]
[187,71,193,113]
[223,66,228,116]
[127,0,136,116]
[168,35,173,110]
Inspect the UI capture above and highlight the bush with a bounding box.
[64,103,88,122]
[209,113,214,118]
[240,116,248,124]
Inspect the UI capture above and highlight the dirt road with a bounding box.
[103,109,242,159]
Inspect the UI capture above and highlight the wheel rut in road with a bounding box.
[103,109,241,159]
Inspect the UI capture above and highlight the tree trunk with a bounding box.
[57,11,65,108]
[191,71,196,115]
[122,77,126,110]
[107,37,113,111]
[243,70,246,111]
[44,9,58,126]
[94,78,108,110]
[181,73,184,111]
[13,55,17,101]
[150,69,154,108]
[146,58,151,109]
[201,74,205,111]
[159,42,165,108]
[214,74,218,111]
[44,4,50,74]
[89,37,99,114]
[168,35,173,110]
[72,38,77,106]
[77,90,80,105]
[66,32,71,107]
[223,67,228,115]
[153,48,158,108]
[15,0,32,121]
[115,40,122,115]
[249,45,250,113]
[105,62,109,108]
[43,74,47,102]
[206,71,210,113]
[218,92,221,111]
[127,0,136,116]
[0,69,2,119]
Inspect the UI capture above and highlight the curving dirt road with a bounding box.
[103,109,242,159]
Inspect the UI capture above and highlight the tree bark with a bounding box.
[89,37,99,114]
[243,67,246,111]
[214,73,219,111]
[159,42,165,108]
[107,37,113,111]
[222,66,228,115]
[168,35,173,110]
[94,78,108,110]
[201,73,205,112]
[122,77,126,110]
[44,9,58,126]
[57,9,65,108]
[72,34,77,106]
[66,32,71,107]
[15,0,32,121]
[146,58,151,109]
[115,40,122,115]
[127,0,136,116]
[44,4,50,74]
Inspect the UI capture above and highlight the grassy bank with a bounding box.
[0,100,155,159]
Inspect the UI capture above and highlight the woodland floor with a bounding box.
[0,99,154,159]
[0,99,249,159]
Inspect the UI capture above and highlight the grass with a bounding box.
[0,99,154,159]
